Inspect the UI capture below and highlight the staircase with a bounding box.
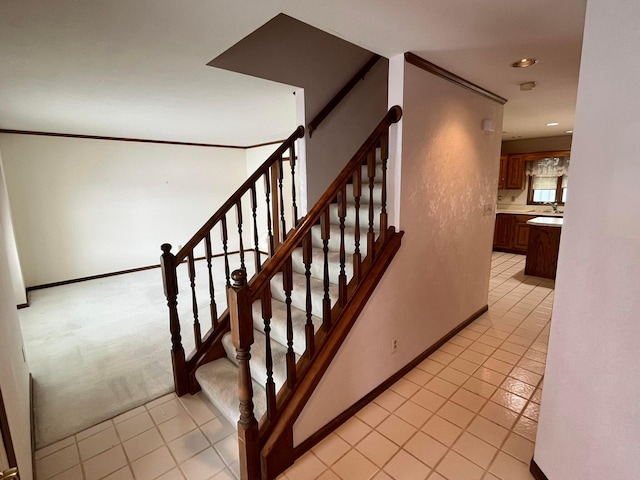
[161,107,403,479]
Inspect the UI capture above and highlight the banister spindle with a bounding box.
[187,251,201,348]
[302,231,315,358]
[160,244,188,396]
[352,168,362,284]
[264,171,275,256]
[204,233,218,329]
[321,209,332,331]
[261,290,277,419]
[337,187,347,306]
[228,269,260,480]
[282,256,296,388]
[236,200,246,272]
[250,185,261,272]
[367,150,377,260]
[278,156,287,241]
[221,216,231,288]
[290,144,298,225]
[270,163,281,248]
[379,135,389,242]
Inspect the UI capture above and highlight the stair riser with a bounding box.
[270,272,338,319]
[310,225,371,257]
[290,248,354,284]
[328,203,381,229]
[344,182,383,205]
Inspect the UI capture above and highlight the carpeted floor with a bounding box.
[19,254,251,448]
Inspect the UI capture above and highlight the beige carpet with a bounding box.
[19,254,251,448]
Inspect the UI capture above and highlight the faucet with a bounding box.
[544,202,559,213]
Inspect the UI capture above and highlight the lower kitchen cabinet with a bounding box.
[493,213,538,254]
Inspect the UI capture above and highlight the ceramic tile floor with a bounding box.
[280,252,553,480]
[35,252,553,480]
[34,392,240,480]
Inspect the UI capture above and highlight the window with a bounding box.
[526,157,569,205]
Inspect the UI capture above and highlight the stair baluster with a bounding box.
[187,252,202,348]
[221,216,231,288]
[236,200,246,273]
[264,171,275,256]
[278,157,287,241]
[282,256,296,388]
[302,231,315,358]
[261,290,277,419]
[367,151,377,260]
[290,144,298,225]
[352,168,362,283]
[338,187,347,306]
[228,269,260,480]
[204,233,218,329]
[250,185,261,273]
[320,209,332,331]
[380,134,389,241]
[160,244,188,396]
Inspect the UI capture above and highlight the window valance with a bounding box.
[526,157,570,177]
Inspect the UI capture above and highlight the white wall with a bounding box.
[0,148,27,304]
[0,221,33,480]
[0,134,248,287]
[293,59,503,443]
[534,0,640,478]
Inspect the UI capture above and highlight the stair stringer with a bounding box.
[259,228,404,479]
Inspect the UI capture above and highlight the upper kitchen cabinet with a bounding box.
[498,154,525,189]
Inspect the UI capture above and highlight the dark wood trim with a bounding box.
[530,458,550,480]
[405,52,507,105]
[30,373,35,477]
[522,150,570,162]
[307,54,382,137]
[0,129,286,150]
[293,303,489,458]
[16,303,29,310]
[0,385,18,468]
[25,249,248,292]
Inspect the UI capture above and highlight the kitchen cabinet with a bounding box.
[498,154,525,190]
[493,213,538,254]
[493,214,514,249]
[525,218,563,279]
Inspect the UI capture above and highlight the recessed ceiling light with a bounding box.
[520,81,537,91]
[511,58,538,68]
[546,122,560,127]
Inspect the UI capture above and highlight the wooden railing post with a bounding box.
[160,244,188,396]
[227,269,260,480]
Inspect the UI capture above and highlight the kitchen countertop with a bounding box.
[526,217,564,228]
[496,208,564,217]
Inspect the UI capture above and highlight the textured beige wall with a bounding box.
[293,60,502,444]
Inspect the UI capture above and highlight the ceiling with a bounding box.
[0,0,586,146]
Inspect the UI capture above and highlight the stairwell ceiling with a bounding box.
[0,0,585,145]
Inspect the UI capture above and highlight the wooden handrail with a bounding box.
[307,54,382,137]
[228,106,402,478]
[249,105,401,298]
[161,126,304,396]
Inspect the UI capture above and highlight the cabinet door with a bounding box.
[506,155,525,189]
[493,214,514,249]
[513,216,533,253]
[498,155,508,189]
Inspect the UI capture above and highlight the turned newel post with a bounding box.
[228,269,260,480]
[160,243,188,396]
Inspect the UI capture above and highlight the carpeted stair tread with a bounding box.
[271,271,338,319]
[310,223,372,257]
[290,246,353,284]
[195,358,266,427]
[328,203,382,229]
[221,330,291,392]
[251,297,322,356]
[345,181,383,205]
